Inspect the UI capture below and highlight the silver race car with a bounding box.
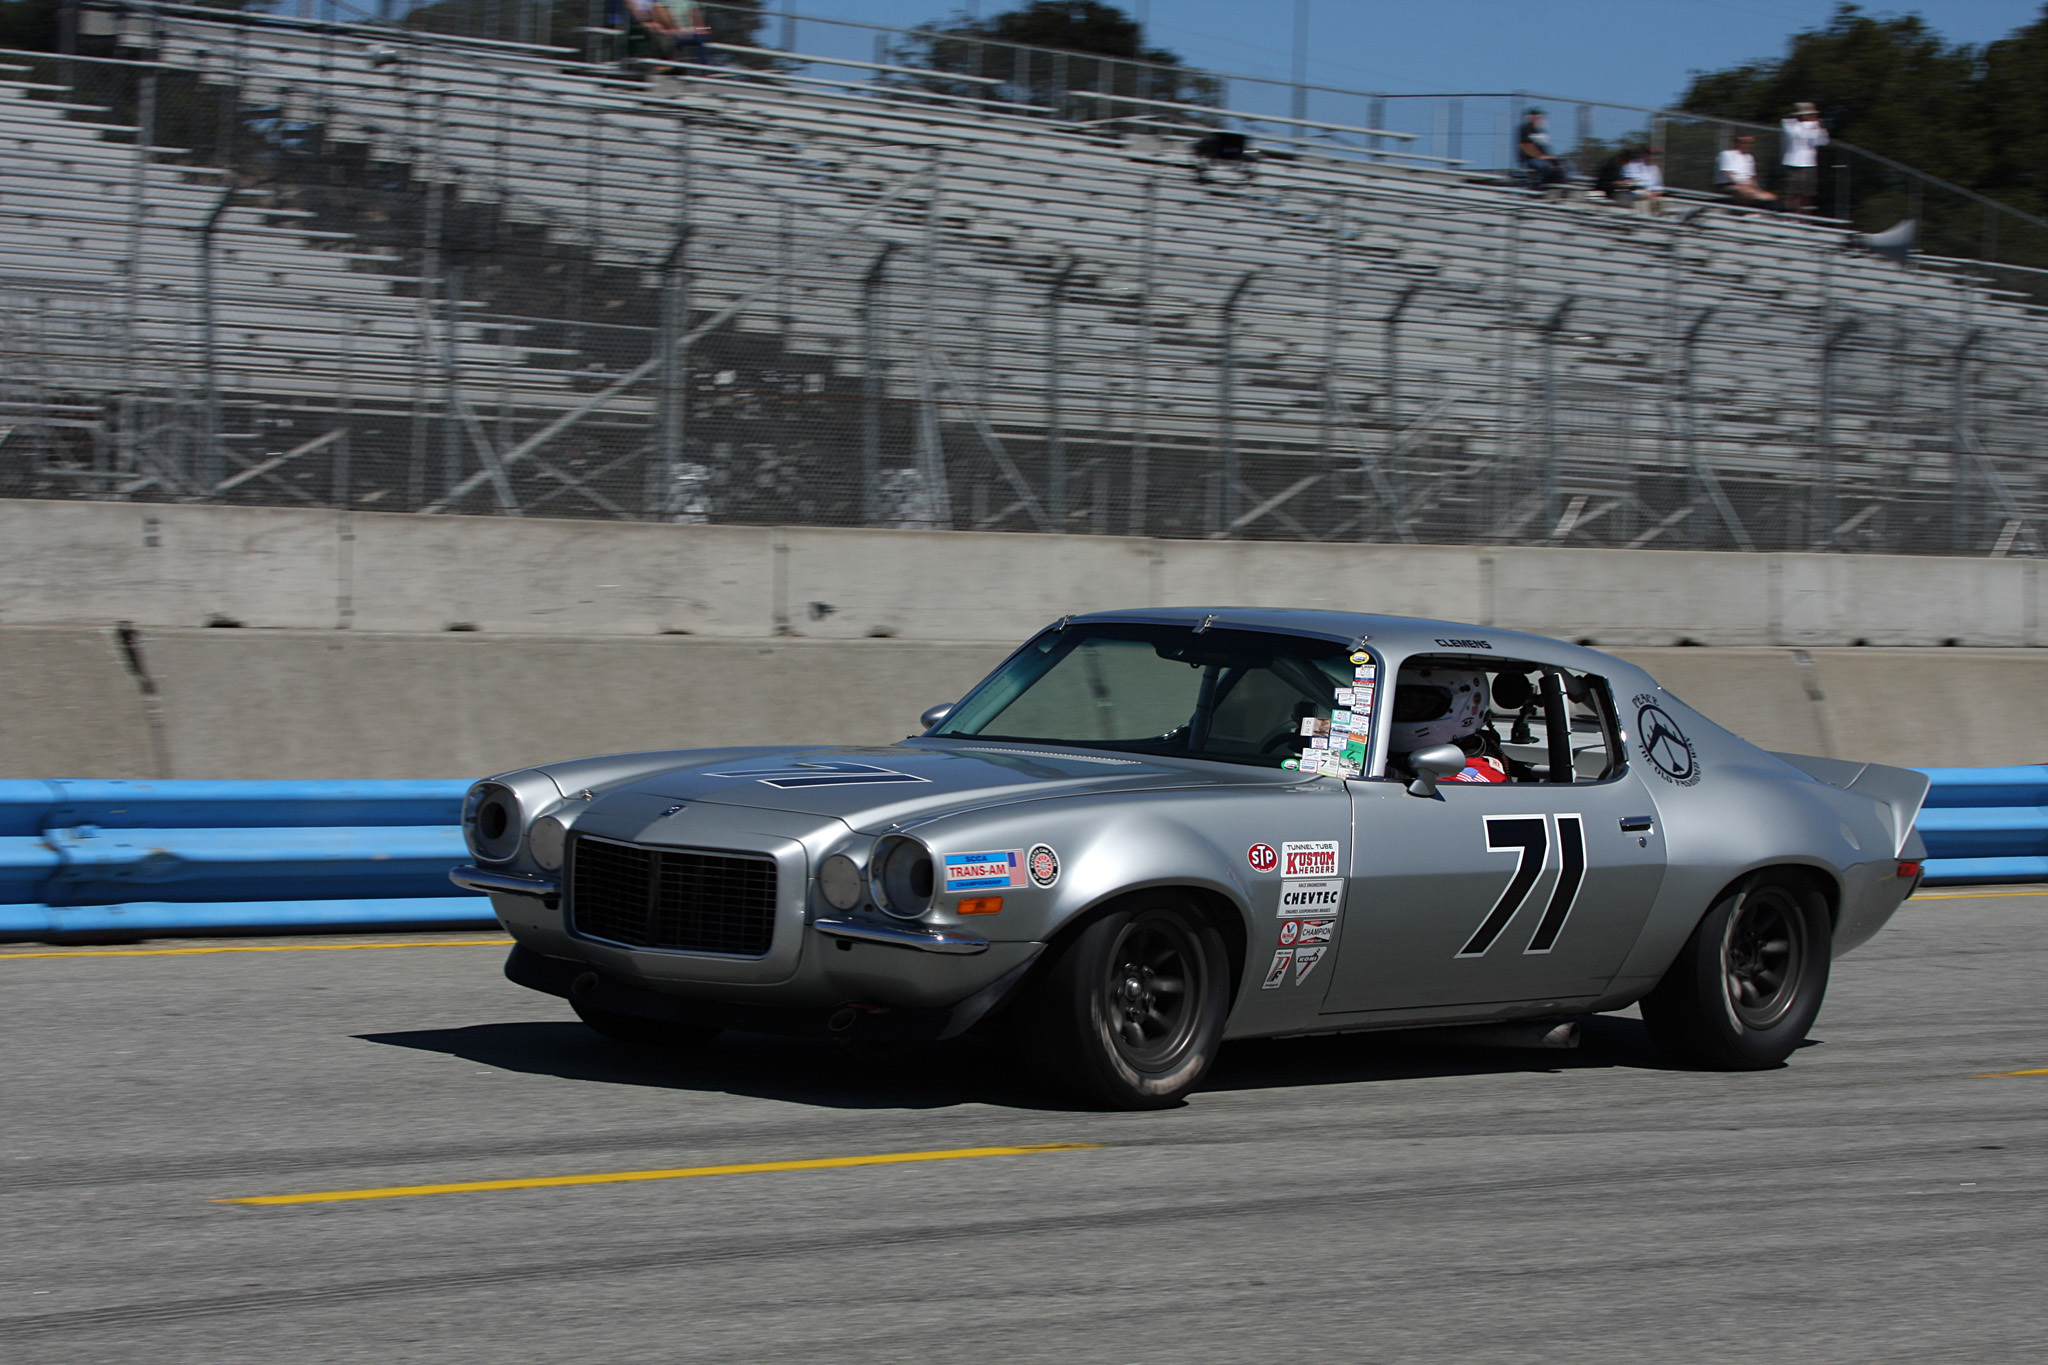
[455,609,1929,1109]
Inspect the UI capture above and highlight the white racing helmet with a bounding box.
[1391,665,1491,751]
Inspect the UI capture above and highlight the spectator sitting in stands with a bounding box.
[1619,145,1667,215]
[1516,108,1569,195]
[626,0,713,70]
[1716,133,1778,211]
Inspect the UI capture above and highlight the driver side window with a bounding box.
[1391,656,1624,785]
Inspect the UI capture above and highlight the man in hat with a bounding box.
[1780,101,1830,215]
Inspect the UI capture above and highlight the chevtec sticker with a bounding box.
[1278,878,1343,915]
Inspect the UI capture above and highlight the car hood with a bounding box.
[601,741,1278,832]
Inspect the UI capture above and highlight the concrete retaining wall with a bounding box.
[4,500,2043,647]
[1,626,2036,778]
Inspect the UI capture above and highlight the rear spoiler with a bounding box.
[1768,752,1931,859]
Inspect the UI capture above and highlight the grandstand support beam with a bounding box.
[656,118,694,523]
[930,354,1051,532]
[118,58,158,499]
[1380,282,1423,542]
[1815,310,1863,553]
[1537,297,1575,544]
[915,151,952,528]
[1675,309,1756,553]
[196,183,247,496]
[1046,255,1079,527]
[1319,198,1344,528]
[420,168,939,515]
[860,243,897,528]
[1216,270,1256,536]
[1950,327,1981,554]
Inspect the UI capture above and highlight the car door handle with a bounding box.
[1619,815,1655,832]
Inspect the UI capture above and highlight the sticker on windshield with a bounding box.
[1262,949,1294,989]
[705,760,930,789]
[942,850,1025,892]
[1278,878,1343,915]
[1282,841,1339,878]
[1294,945,1328,983]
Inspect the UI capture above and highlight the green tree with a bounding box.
[1979,7,2048,217]
[0,0,60,52]
[892,1,1217,110]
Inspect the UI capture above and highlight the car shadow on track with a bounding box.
[360,1011,1693,1111]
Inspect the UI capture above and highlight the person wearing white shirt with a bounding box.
[1781,101,1831,214]
[1621,147,1667,215]
[1716,133,1778,210]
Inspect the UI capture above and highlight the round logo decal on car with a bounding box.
[1027,844,1061,887]
[1632,693,1701,786]
[1247,843,1279,873]
[1279,920,1300,946]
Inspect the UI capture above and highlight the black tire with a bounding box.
[570,999,720,1050]
[1641,872,1831,1070]
[1018,896,1231,1109]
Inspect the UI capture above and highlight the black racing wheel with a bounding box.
[1018,895,1230,1109]
[1640,871,1830,1069]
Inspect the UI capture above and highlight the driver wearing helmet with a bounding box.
[1389,664,1509,783]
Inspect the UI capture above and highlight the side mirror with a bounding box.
[919,702,955,730]
[1405,743,1466,799]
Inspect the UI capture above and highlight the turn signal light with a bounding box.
[1897,860,1923,880]
[957,896,1004,916]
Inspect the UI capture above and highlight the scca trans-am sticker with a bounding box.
[942,850,1025,892]
[1631,694,1701,786]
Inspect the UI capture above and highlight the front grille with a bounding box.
[568,836,779,956]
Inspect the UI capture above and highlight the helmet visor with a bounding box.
[1393,684,1453,723]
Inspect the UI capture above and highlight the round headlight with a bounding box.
[871,836,934,919]
[529,815,568,871]
[463,782,521,862]
[818,853,863,911]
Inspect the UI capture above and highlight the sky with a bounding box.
[775,0,2046,111]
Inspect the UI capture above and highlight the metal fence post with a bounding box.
[1127,176,1157,537]
[915,151,951,525]
[1951,327,1981,553]
[197,185,239,496]
[1538,297,1574,542]
[1217,270,1255,536]
[860,244,895,527]
[1046,254,1077,527]
[120,59,157,495]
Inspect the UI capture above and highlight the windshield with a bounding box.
[931,622,1364,770]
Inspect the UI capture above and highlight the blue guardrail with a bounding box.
[0,767,2038,941]
[0,779,490,940]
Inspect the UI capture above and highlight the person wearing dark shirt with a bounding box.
[1516,108,1568,194]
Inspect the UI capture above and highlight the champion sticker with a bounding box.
[705,760,930,789]
[942,850,1024,892]
[1262,949,1294,989]
[1027,844,1060,888]
[1278,878,1343,915]
[1282,841,1340,878]
[1294,945,1328,983]
[1247,843,1279,873]
[1298,919,1336,943]
[1278,920,1300,946]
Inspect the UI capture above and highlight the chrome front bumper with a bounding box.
[451,865,558,904]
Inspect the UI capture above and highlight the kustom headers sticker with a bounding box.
[1247,843,1279,873]
[1632,693,1701,786]
[1294,945,1328,983]
[1027,844,1060,888]
[1298,919,1336,944]
[1278,920,1300,946]
[942,850,1024,892]
[1282,840,1340,878]
[1278,879,1343,916]
[1262,949,1294,989]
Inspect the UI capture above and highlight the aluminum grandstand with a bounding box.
[2,1,2044,555]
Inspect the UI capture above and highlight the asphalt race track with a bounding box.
[3,891,2043,1364]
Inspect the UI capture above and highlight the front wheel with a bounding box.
[1640,872,1831,1070]
[571,999,720,1050]
[1018,896,1231,1109]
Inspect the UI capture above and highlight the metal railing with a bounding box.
[1,3,2042,555]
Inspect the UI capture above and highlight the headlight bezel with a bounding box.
[870,835,935,919]
[462,781,523,863]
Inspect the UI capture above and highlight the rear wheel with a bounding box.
[1641,872,1830,1069]
[570,999,720,1050]
[1019,896,1230,1109]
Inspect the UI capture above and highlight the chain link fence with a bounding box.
[2,3,2044,555]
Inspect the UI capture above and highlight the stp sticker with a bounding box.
[1247,843,1279,873]
[1281,840,1339,878]
[1298,919,1336,943]
[942,850,1025,892]
[1279,879,1343,915]
[1262,949,1294,989]
[1027,844,1061,888]
[1278,920,1300,946]
[1294,945,1328,983]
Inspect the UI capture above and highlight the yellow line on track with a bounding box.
[218,1143,1102,1206]
[1913,889,2048,900]
[1974,1067,2048,1078]
[0,939,512,961]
